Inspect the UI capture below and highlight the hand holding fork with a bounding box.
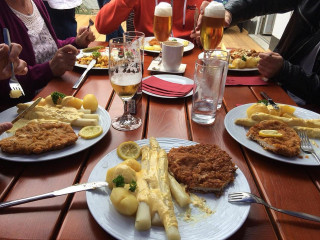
[2,28,26,97]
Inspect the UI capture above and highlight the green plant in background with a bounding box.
[75,4,98,15]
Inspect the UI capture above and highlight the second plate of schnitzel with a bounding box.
[224,103,320,166]
[0,105,111,162]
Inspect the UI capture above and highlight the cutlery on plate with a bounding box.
[260,91,279,110]
[297,130,320,165]
[3,28,25,96]
[12,97,42,124]
[0,181,108,209]
[228,192,320,223]
[73,59,96,89]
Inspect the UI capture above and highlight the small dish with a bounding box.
[147,60,186,74]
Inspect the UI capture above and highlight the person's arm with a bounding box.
[272,58,320,105]
[225,0,298,25]
[95,0,137,35]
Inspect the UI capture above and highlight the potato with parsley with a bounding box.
[106,160,140,189]
[110,187,139,216]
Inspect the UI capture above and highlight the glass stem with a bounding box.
[123,100,130,117]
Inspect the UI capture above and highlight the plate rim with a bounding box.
[144,36,194,53]
[224,103,320,166]
[142,74,193,99]
[86,137,251,240]
[0,104,111,162]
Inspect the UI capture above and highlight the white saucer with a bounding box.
[147,60,186,74]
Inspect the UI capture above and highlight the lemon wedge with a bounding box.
[259,130,283,138]
[117,141,141,160]
[79,125,103,139]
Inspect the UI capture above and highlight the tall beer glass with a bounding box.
[153,2,172,43]
[200,2,225,50]
[109,37,142,131]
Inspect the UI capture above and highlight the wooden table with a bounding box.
[0,41,320,240]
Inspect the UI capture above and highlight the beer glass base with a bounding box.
[112,115,142,131]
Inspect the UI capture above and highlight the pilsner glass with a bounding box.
[200,1,225,50]
[153,2,172,43]
[109,37,142,131]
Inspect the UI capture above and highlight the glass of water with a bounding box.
[191,58,225,125]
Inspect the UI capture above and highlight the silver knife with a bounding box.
[0,181,108,209]
[260,91,279,110]
[12,97,42,124]
[73,59,96,89]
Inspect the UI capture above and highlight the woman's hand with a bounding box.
[49,45,79,76]
[0,43,27,80]
[0,122,13,135]
[75,27,96,48]
[258,52,284,78]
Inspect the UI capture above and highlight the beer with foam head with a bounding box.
[111,74,141,100]
[200,2,225,50]
[153,2,172,42]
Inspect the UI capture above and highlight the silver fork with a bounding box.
[228,192,320,223]
[3,28,25,96]
[87,19,94,30]
[297,130,320,165]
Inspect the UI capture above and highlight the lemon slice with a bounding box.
[117,141,141,160]
[259,130,283,138]
[79,125,103,139]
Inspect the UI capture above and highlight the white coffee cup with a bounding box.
[162,41,184,72]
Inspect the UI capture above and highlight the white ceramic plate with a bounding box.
[86,138,251,240]
[198,52,259,72]
[147,60,186,74]
[144,37,194,53]
[75,48,109,70]
[0,105,111,162]
[142,74,193,99]
[224,103,320,166]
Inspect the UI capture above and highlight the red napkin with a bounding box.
[226,76,268,86]
[142,76,193,97]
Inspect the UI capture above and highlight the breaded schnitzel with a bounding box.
[168,144,237,196]
[0,122,78,154]
[247,120,300,157]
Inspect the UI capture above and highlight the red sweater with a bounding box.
[96,0,205,41]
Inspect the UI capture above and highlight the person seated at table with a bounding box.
[0,43,28,80]
[192,0,320,106]
[0,0,95,110]
[95,0,205,41]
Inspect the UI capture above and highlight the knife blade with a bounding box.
[0,181,108,209]
[73,59,96,89]
[12,97,42,124]
[260,91,279,110]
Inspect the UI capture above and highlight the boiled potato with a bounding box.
[110,187,139,215]
[61,96,83,109]
[113,165,137,183]
[83,94,98,112]
[245,57,259,68]
[106,167,116,189]
[231,58,246,69]
[121,158,141,172]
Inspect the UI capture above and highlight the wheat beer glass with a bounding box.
[153,2,172,42]
[200,2,225,50]
[109,37,142,131]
